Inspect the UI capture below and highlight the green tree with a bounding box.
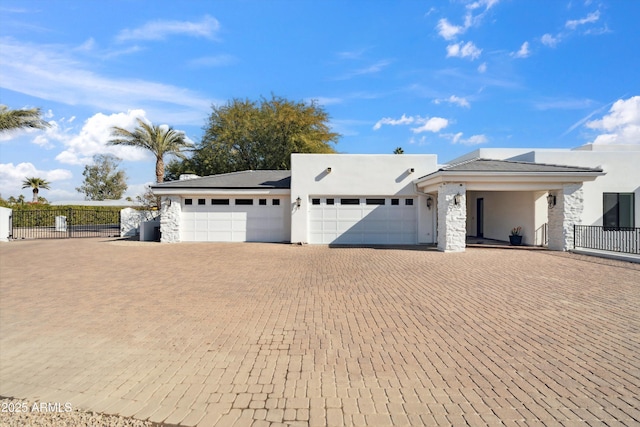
[76,154,128,200]
[173,95,339,177]
[109,118,193,183]
[22,177,51,203]
[393,147,404,154]
[0,105,50,133]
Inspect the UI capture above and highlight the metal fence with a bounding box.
[574,225,640,255]
[11,209,120,240]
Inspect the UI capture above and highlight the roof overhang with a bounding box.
[415,170,606,193]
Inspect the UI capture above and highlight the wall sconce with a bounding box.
[409,168,415,173]
[296,196,302,208]
[165,198,172,207]
[547,193,556,208]
[326,167,332,173]
[454,192,462,206]
[426,196,433,210]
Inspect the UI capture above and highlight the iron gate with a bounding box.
[11,209,120,239]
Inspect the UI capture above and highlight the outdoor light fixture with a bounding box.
[454,192,462,206]
[296,196,302,208]
[426,196,433,210]
[409,168,415,173]
[165,198,172,207]
[326,167,332,173]
[547,193,556,208]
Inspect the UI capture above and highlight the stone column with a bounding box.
[548,183,583,251]
[160,196,181,243]
[437,183,467,252]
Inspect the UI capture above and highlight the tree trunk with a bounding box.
[156,157,164,183]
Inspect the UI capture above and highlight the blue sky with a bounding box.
[1,0,639,202]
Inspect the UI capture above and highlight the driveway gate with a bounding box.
[11,209,120,239]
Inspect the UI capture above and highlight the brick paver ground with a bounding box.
[1,238,639,426]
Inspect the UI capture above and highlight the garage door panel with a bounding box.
[181,198,288,242]
[310,197,416,245]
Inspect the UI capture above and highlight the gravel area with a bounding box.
[0,397,160,427]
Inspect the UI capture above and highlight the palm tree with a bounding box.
[109,118,193,183]
[393,147,404,154]
[22,177,51,203]
[0,105,50,133]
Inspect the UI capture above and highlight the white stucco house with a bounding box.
[151,144,639,252]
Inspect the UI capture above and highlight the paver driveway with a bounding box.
[1,239,639,426]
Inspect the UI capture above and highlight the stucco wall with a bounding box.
[290,154,438,243]
[531,150,639,227]
[0,207,11,242]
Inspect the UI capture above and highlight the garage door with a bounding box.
[309,197,417,244]
[181,197,288,242]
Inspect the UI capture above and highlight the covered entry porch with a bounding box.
[415,159,605,252]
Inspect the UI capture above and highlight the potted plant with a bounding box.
[509,226,523,246]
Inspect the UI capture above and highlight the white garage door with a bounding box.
[181,197,288,242]
[309,197,417,244]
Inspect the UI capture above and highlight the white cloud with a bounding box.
[337,60,392,80]
[541,33,560,48]
[408,136,428,146]
[373,115,449,133]
[434,95,471,108]
[0,37,215,125]
[437,18,466,40]
[56,110,155,165]
[0,162,72,199]
[116,15,220,42]
[373,114,415,130]
[566,10,600,30]
[477,62,487,73]
[586,96,640,145]
[411,117,449,134]
[512,41,531,58]
[443,132,488,145]
[446,41,482,60]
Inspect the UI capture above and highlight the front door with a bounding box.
[476,198,484,238]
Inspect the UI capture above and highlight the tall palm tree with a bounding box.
[0,105,50,133]
[22,177,51,203]
[109,118,193,183]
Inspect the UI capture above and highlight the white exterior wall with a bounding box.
[531,149,639,227]
[120,208,159,238]
[290,154,438,243]
[0,207,11,242]
[466,191,540,245]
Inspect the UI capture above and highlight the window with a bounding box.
[391,199,399,206]
[312,198,321,205]
[405,199,414,206]
[211,199,229,205]
[272,199,280,206]
[259,199,267,206]
[326,198,335,205]
[184,198,193,205]
[236,199,253,205]
[366,198,385,205]
[340,198,360,205]
[198,199,206,205]
[603,193,635,229]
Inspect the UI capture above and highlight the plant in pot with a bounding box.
[509,226,523,246]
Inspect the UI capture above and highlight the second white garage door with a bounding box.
[181,197,288,242]
[309,197,417,244]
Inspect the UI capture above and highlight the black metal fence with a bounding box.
[574,225,640,255]
[11,209,120,240]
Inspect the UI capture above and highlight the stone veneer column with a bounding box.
[160,196,181,243]
[437,183,467,252]
[548,183,583,251]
